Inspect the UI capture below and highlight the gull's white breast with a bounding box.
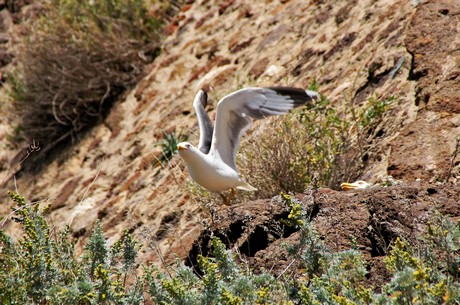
[186,153,243,192]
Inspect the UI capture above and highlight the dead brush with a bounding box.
[238,106,359,199]
[238,87,392,199]
[9,0,168,170]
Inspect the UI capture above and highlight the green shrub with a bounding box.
[0,191,143,304]
[422,212,460,279]
[1,191,459,304]
[9,0,169,168]
[144,237,286,305]
[280,193,330,280]
[376,236,460,304]
[358,95,395,129]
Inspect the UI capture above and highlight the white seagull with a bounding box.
[177,87,319,202]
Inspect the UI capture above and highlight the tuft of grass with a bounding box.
[156,131,188,166]
[9,0,173,170]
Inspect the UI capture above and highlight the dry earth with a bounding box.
[0,0,459,286]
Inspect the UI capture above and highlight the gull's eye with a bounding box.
[186,144,191,148]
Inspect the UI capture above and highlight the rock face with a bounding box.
[189,182,460,288]
[388,0,460,182]
[0,0,459,277]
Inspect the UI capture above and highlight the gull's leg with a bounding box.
[219,189,237,205]
[230,188,237,201]
[219,192,230,205]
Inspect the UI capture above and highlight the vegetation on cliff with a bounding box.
[1,192,458,304]
[9,0,172,167]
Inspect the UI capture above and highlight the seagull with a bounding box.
[177,87,319,202]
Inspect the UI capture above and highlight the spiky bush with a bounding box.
[375,236,460,304]
[9,0,170,168]
[145,237,287,305]
[0,191,143,304]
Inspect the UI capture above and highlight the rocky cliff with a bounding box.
[0,0,459,278]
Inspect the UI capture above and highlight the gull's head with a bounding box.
[340,180,372,191]
[177,142,204,167]
[177,142,199,158]
[177,142,191,153]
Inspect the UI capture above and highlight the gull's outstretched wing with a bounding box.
[193,90,214,154]
[209,87,319,171]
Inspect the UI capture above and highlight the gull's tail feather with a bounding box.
[236,181,258,191]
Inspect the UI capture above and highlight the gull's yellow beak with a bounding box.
[177,143,187,152]
[340,180,371,191]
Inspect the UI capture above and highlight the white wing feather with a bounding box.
[208,87,318,171]
[193,90,213,154]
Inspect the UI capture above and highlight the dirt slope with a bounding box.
[0,0,459,277]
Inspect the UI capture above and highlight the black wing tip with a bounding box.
[267,86,320,105]
[304,89,320,100]
[267,86,305,93]
[195,89,209,108]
